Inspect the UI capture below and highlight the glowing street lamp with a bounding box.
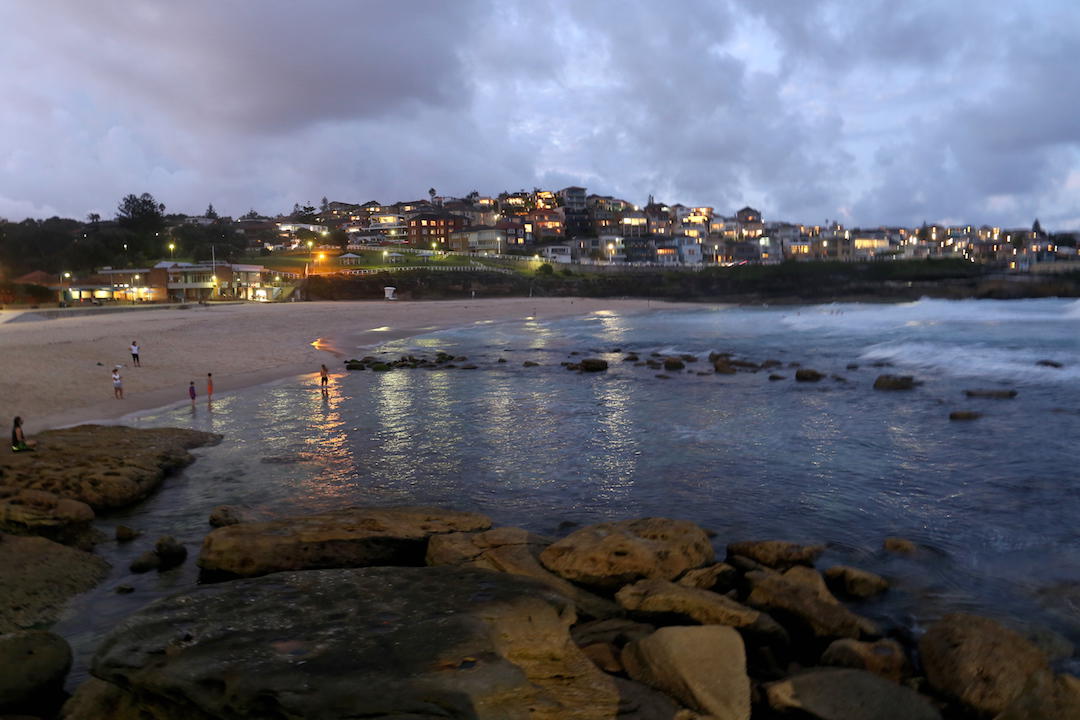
[168,242,176,260]
[58,271,71,304]
[607,242,615,263]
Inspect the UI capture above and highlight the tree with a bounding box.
[428,187,436,204]
[205,203,219,219]
[1032,219,1044,237]
[87,213,100,225]
[329,228,349,251]
[116,193,165,236]
[320,197,329,214]
[291,203,317,222]
[241,208,261,220]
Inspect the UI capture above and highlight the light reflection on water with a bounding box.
[55,300,1080,685]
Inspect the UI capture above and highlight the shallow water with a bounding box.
[56,298,1080,683]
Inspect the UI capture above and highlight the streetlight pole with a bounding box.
[58,271,71,305]
[168,243,176,261]
[307,240,314,276]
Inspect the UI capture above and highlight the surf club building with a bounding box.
[96,261,274,302]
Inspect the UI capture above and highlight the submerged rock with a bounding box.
[823,565,889,599]
[63,566,619,720]
[199,506,492,578]
[873,374,917,391]
[795,369,824,382]
[579,358,609,372]
[883,536,917,554]
[949,410,983,421]
[964,388,1017,399]
[539,518,714,590]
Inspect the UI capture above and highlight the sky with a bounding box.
[2,0,1079,230]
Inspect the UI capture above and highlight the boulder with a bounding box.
[995,671,1080,720]
[615,578,762,629]
[726,540,824,570]
[579,358,609,372]
[884,537,917,554]
[198,506,492,578]
[571,618,656,649]
[768,374,786,381]
[764,668,941,720]
[0,534,109,633]
[713,360,737,374]
[949,410,982,421]
[0,487,97,549]
[523,360,540,367]
[745,570,880,641]
[820,638,910,683]
[539,518,714,590]
[824,565,889,599]
[154,536,187,570]
[873,374,916,390]
[663,358,685,371]
[114,525,137,542]
[611,676,689,720]
[0,425,221,511]
[426,526,620,619]
[621,626,750,720]
[919,613,1049,716]
[63,566,619,720]
[208,504,252,527]
[0,630,72,716]
[1036,359,1062,368]
[677,562,737,592]
[581,642,622,673]
[964,389,1017,399]
[795,369,824,382]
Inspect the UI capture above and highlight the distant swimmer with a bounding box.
[130,340,140,367]
[188,380,197,408]
[11,416,36,452]
[320,364,329,395]
[112,366,123,399]
[207,373,214,404]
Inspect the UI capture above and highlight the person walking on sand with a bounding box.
[130,340,140,367]
[320,364,329,395]
[207,373,214,404]
[188,380,197,408]
[112,366,123,399]
[11,416,36,452]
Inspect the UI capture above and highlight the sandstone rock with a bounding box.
[821,638,910,683]
[995,671,1080,720]
[795,369,824,382]
[745,570,880,641]
[677,562,737,591]
[768,373,786,380]
[726,540,824,570]
[765,668,940,720]
[884,536,917,554]
[128,550,160,573]
[114,525,137,542]
[580,358,609,372]
[540,518,714,590]
[713,361,737,375]
[0,630,71,715]
[0,425,220,511]
[581,642,623,673]
[154,536,187,570]
[0,534,109,633]
[65,566,618,720]
[964,389,1017,399]
[571,618,656,648]
[612,676,690,720]
[622,626,750,720]
[919,613,1049,716]
[949,410,982,421]
[0,487,96,549]
[663,358,685,371]
[616,578,762,629]
[207,504,251,527]
[782,566,838,604]
[824,565,889,599]
[199,506,492,578]
[426,526,620,619]
[873,374,916,390]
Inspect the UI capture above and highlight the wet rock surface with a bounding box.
[0,487,97,549]
[765,668,941,720]
[0,630,72,716]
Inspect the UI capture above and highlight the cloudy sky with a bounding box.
[2,0,1078,229]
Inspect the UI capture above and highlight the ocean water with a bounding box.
[57,298,1080,681]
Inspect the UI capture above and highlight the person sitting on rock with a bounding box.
[11,416,36,452]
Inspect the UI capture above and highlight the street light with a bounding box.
[607,243,615,263]
[133,273,140,302]
[58,271,71,305]
[168,242,175,260]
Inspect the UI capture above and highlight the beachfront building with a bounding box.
[97,261,271,302]
[448,226,507,254]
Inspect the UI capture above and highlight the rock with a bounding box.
[0,630,72,716]
[965,389,1017,399]
[824,565,889,599]
[623,354,640,362]
[0,487,97,549]
[919,613,1049,716]
[115,585,134,594]
[612,676,688,720]
[581,642,623,673]
[523,360,540,367]
[128,550,160,573]
[539,518,714,590]
[781,566,839,603]
[663,358,685,371]
[572,618,656,648]
[655,374,672,379]
[873,374,916,390]
[64,567,619,720]
[622,626,750,720]
[995,671,1080,720]
[426,526,620,619]
[154,536,187,570]
[949,410,983,421]
[713,360,737,375]
[745,570,880,641]
[1036,359,1063,368]
[761,359,782,368]
[846,363,860,370]
[580,358,609,372]
[207,504,249,527]
[459,364,479,370]
[765,668,941,720]
[497,357,507,363]
[0,425,221,511]
[726,540,824,570]
[768,374,786,381]
[114,525,137,542]
[884,537,917,554]
[616,578,763,629]
[821,638,910,682]
[0,534,109,633]
[199,506,492,578]
[677,562,737,591]
[795,369,824,382]
[344,361,364,370]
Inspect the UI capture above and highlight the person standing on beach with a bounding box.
[207,373,214,404]
[112,366,123,399]
[320,364,329,395]
[188,381,197,408]
[130,340,140,367]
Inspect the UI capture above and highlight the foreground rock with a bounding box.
[63,566,619,720]
[0,425,221,511]
[765,668,941,720]
[0,630,72,716]
[426,526,620,619]
[540,518,714,590]
[622,626,750,720]
[0,487,97,549]
[823,565,889,599]
[919,613,1049,716]
[995,670,1080,720]
[0,534,109,632]
[199,506,492,578]
[745,570,880,642]
[820,638,910,682]
[616,578,763,630]
[727,540,824,570]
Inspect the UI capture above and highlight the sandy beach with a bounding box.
[0,298,688,434]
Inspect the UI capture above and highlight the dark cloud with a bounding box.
[0,0,1077,229]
